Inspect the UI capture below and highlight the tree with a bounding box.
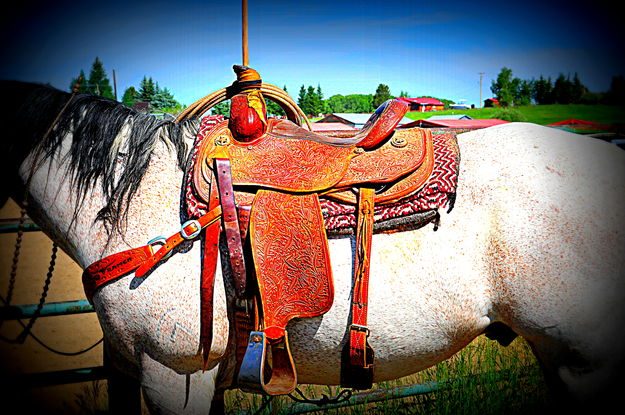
[491,67,519,107]
[212,101,230,116]
[139,76,157,103]
[515,80,533,106]
[532,76,554,105]
[572,73,586,103]
[326,94,347,113]
[373,84,392,108]
[266,85,287,117]
[307,85,322,116]
[86,57,114,99]
[399,90,410,97]
[297,85,307,112]
[152,85,179,110]
[121,86,139,108]
[553,74,574,104]
[604,75,625,104]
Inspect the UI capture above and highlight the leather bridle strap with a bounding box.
[82,206,222,302]
[341,187,375,389]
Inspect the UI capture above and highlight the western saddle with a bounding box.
[82,66,440,396]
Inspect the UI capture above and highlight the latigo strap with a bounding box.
[341,187,376,389]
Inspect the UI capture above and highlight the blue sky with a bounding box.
[1,0,623,108]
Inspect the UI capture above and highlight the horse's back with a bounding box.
[459,122,625,405]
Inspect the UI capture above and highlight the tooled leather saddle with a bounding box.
[82,66,456,396]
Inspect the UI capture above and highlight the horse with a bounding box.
[1,80,624,414]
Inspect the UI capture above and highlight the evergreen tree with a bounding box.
[572,73,586,103]
[152,86,179,110]
[297,85,307,112]
[86,57,114,99]
[139,76,157,103]
[121,86,139,108]
[307,85,321,116]
[399,90,409,97]
[316,84,325,115]
[373,84,392,108]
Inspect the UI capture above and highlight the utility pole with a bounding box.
[113,69,118,101]
[479,72,484,108]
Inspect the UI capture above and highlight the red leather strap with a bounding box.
[214,157,247,298]
[82,206,222,302]
[135,207,222,278]
[349,187,375,367]
[200,178,223,368]
[82,245,153,302]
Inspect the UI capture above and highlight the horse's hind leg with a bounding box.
[526,332,625,413]
[140,353,218,414]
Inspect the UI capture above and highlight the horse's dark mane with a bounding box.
[0,80,198,230]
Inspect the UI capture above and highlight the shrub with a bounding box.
[491,108,527,122]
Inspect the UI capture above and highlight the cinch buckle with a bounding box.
[349,324,370,336]
[147,236,173,260]
[180,219,202,240]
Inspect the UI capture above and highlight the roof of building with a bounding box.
[401,118,510,129]
[396,97,446,106]
[484,98,499,102]
[310,122,357,132]
[547,119,602,126]
[427,114,472,120]
[320,113,414,126]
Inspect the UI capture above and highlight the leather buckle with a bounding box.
[349,324,370,336]
[180,219,202,239]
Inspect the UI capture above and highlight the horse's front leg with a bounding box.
[140,352,219,414]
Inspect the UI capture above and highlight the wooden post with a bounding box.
[242,0,249,66]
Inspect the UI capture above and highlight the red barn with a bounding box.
[396,97,445,112]
[484,98,500,108]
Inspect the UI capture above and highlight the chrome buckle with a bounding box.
[147,236,173,260]
[180,219,201,240]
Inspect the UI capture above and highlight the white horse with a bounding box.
[2,81,624,414]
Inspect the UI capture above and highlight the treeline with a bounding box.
[121,77,182,112]
[69,57,183,113]
[491,67,625,107]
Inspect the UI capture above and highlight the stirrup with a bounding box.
[237,331,297,395]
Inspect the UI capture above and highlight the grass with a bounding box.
[404,104,625,126]
[224,336,549,414]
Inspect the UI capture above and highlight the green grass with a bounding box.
[224,336,549,414]
[404,104,625,126]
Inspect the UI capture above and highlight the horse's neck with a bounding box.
[20,133,187,268]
